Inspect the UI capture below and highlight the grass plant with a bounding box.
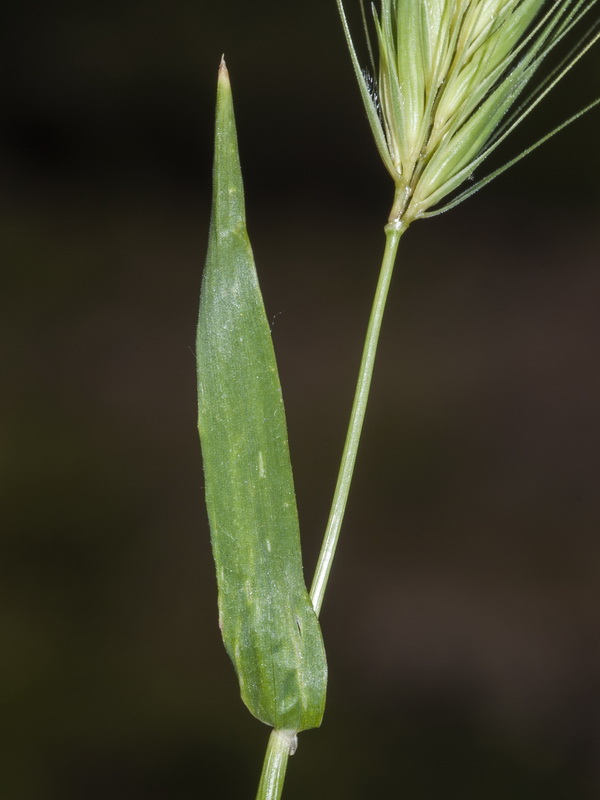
[197,2,600,798]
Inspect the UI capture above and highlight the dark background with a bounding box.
[2,2,600,798]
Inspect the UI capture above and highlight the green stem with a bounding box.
[255,729,297,800]
[255,216,405,800]
[310,220,406,616]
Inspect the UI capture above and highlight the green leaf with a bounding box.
[196,60,327,734]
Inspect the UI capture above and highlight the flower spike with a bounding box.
[337,0,600,225]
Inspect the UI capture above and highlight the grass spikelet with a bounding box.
[337,0,600,225]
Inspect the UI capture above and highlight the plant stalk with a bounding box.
[256,729,296,800]
[256,215,405,799]
[310,219,405,616]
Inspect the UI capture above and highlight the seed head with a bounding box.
[337,0,600,225]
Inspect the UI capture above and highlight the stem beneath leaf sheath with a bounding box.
[256,729,296,800]
[310,220,405,616]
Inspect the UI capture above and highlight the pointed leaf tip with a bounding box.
[219,55,229,83]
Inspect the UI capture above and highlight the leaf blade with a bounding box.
[196,60,327,733]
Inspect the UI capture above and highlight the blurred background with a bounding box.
[2,1,600,797]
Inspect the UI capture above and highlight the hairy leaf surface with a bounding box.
[196,62,327,733]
